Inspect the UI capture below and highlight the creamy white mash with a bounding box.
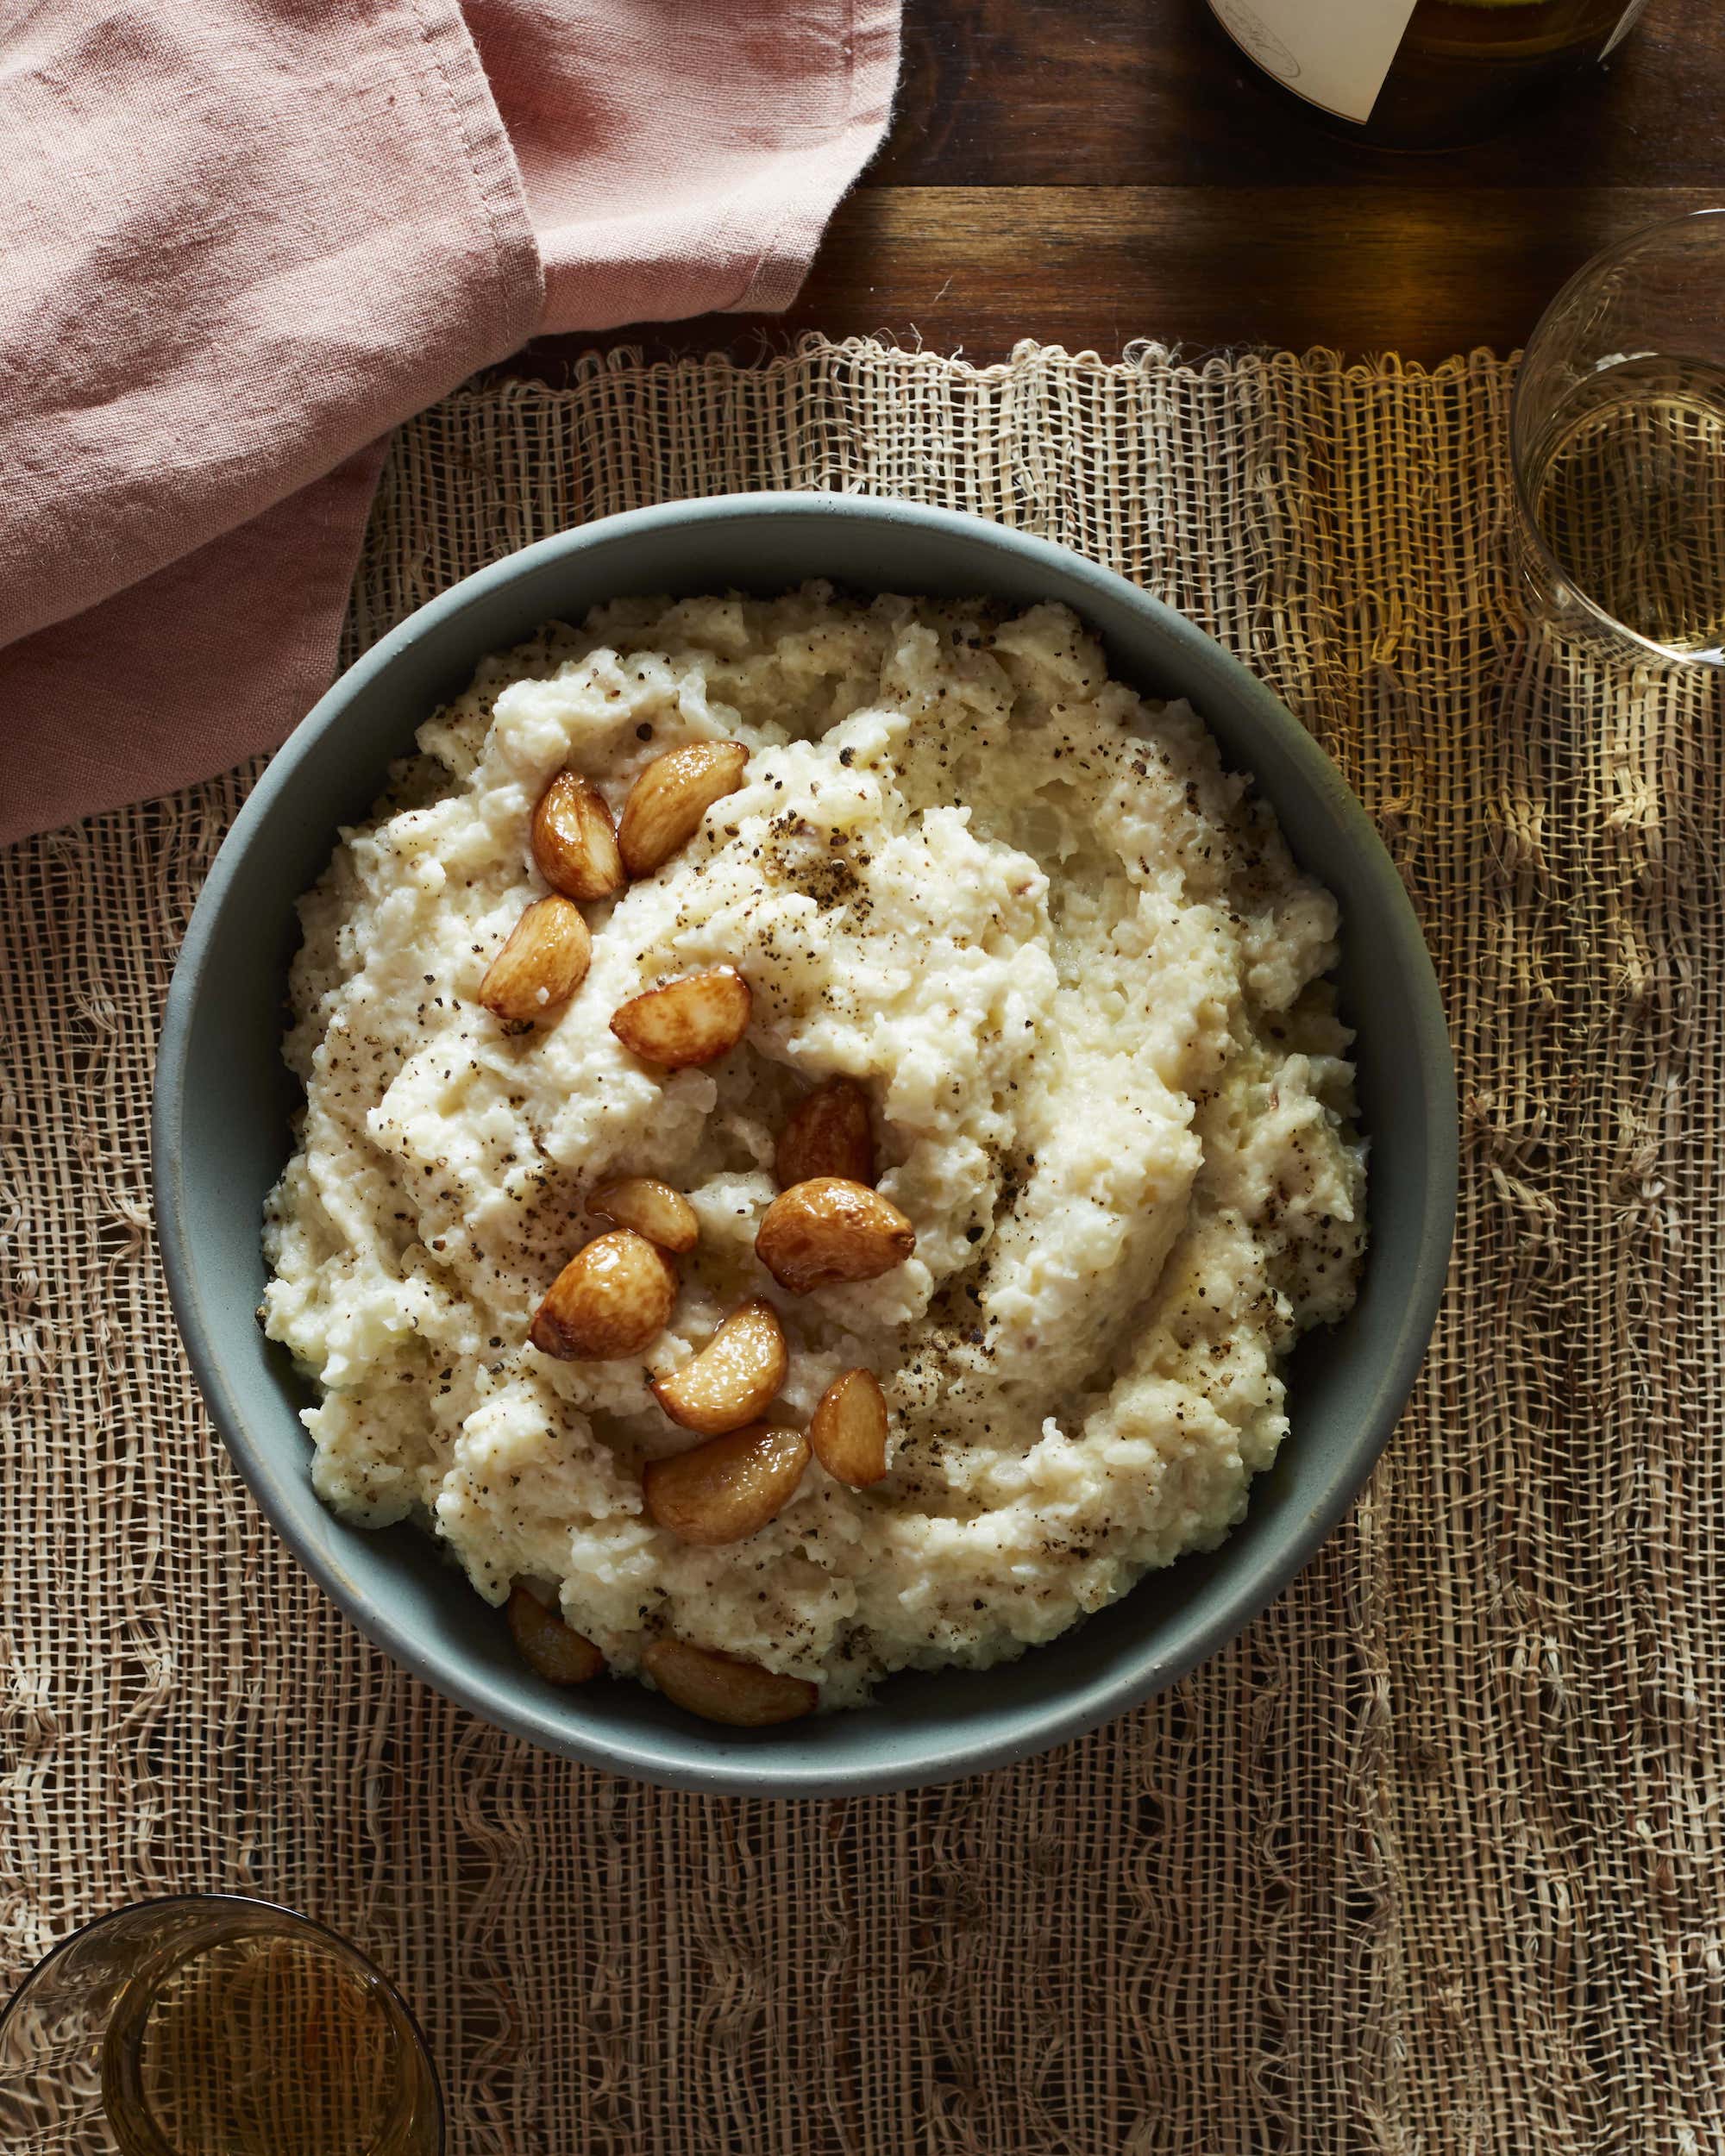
[262,589,1365,1709]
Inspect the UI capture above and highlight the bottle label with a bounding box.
[1207,1,1647,124]
[1205,0,1420,123]
[1600,0,1650,58]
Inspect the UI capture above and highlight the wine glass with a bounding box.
[1511,207,1725,669]
[0,1896,442,2155]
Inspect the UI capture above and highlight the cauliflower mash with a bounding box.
[262,588,1365,1712]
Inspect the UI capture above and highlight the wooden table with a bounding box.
[535,0,1721,370]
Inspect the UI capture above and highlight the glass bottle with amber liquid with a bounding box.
[1205,0,1652,150]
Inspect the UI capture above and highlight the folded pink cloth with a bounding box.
[0,1,899,843]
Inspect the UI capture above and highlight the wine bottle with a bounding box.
[1204,0,1652,150]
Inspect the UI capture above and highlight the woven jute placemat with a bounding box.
[4,340,1722,2154]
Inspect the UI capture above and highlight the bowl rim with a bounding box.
[154,491,1458,1795]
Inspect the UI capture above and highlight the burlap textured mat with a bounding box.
[4,341,1722,2153]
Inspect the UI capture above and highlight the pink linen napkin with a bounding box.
[0,1,900,845]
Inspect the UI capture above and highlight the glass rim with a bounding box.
[1509,204,1725,671]
[0,1892,444,2154]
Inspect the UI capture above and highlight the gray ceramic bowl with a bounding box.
[154,494,1455,1796]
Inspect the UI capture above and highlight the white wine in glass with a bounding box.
[0,1899,442,2156]
[1205,0,1652,149]
[1511,210,1725,671]
[1522,355,1725,662]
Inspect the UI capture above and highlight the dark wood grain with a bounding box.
[767,183,1724,363]
[522,0,1724,372]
